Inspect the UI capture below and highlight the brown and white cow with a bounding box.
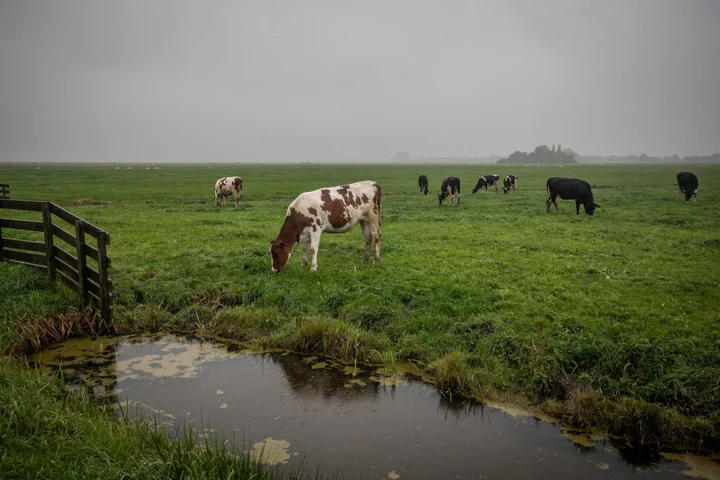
[214,176,243,206]
[270,181,381,272]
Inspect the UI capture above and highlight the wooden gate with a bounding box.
[0,199,112,323]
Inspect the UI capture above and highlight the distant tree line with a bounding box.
[391,147,719,165]
[497,144,577,165]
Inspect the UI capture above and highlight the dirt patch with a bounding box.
[72,198,111,205]
[189,290,241,309]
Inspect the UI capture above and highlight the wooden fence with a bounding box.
[0,184,9,199]
[0,199,112,322]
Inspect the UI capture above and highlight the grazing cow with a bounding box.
[438,177,461,206]
[676,172,698,201]
[503,174,518,194]
[546,177,600,215]
[270,181,381,272]
[214,176,243,206]
[418,175,429,195]
[472,174,500,193]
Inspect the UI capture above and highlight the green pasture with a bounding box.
[1,163,719,450]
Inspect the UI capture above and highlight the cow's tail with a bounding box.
[375,183,382,225]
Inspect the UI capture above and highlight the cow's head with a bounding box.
[269,240,292,273]
[438,191,448,205]
[584,202,600,215]
[685,189,697,201]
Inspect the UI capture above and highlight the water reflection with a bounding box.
[29,334,719,480]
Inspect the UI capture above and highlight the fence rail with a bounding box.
[0,198,112,322]
[0,184,9,199]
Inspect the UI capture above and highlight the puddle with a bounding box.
[29,334,720,480]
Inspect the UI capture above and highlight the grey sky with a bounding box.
[1,0,718,163]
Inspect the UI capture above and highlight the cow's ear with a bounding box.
[594,203,601,208]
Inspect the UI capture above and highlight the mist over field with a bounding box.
[1,0,719,164]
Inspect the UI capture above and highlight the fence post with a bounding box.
[97,231,111,325]
[0,223,3,261]
[75,220,89,305]
[42,202,56,281]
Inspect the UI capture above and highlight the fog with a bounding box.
[1,0,718,163]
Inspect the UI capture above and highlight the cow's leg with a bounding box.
[494,183,498,194]
[310,232,321,271]
[546,195,552,213]
[214,192,220,206]
[300,232,311,267]
[456,192,461,207]
[361,222,373,262]
[372,221,381,264]
[239,189,243,200]
[233,191,239,207]
[576,201,581,215]
[548,194,559,213]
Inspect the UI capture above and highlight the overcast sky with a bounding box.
[1,0,718,163]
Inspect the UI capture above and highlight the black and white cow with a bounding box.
[270,181,381,272]
[503,174,518,194]
[472,174,500,194]
[418,175,429,195]
[214,176,243,206]
[676,172,699,201]
[546,177,600,215]
[438,177,461,206]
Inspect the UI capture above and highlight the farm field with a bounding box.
[1,163,719,452]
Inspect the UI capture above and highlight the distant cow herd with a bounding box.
[212,171,699,271]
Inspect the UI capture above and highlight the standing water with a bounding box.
[29,334,719,480]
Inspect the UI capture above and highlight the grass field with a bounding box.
[1,163,719,453]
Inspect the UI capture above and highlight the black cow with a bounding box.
[503,174,518,194]
[418,175,429,195]
[676,172,698,201]
[472,174,500,193]
[546,177,600,215]
[438,177,461,206]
